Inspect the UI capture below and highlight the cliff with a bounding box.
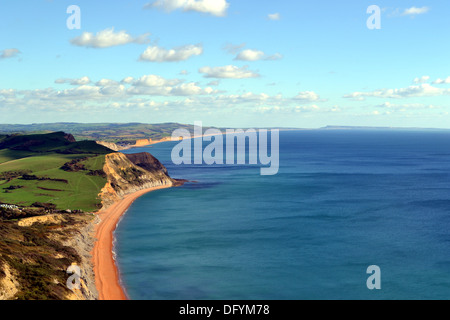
[134,138,153,147]
[124,152,168,175]
[0,131,181,300]
[96,141,122,152]
[0,214,98,300]
[133,137,174,147]
[99,152,175,208]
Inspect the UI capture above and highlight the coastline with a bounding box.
[91,128,289,300]
[126,128,299,150]
[127,133,224,150]
[92,185,173,300]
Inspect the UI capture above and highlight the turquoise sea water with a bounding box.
[116,130,450,300]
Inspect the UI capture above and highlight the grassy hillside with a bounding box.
[0,132,112,212]
[0,122,219,146]
[0,129,181,300]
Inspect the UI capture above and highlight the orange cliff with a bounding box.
[134,138,153,147]
[134,137,180,147]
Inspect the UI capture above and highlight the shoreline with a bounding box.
[92,185,173,300]
[126,128,299,150]
[91,128,290,299]
[127,133,225,150]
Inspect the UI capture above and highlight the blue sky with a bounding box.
[0,0,449,128]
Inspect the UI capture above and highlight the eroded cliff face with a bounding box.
[0,151,175,300]
[124,152,168,175]
[134,137,174,147]
[96,141,121,151]
[99,152,175,208]
[0,214,98,300]
[134,139,153,147]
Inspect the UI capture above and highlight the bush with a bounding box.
[31,202,57,210]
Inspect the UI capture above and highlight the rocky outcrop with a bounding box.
[125,152,169,175]
[99,152,175,209]
[135,139,153,147]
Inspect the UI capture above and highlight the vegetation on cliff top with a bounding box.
[0,130,177,300]
[0,122,218,146]
[0,132,112,212]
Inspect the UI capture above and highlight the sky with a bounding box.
[0,0,449,128]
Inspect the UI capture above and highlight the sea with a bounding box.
[115,129,450,300]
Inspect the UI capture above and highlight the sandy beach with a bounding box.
[92,185,173,300]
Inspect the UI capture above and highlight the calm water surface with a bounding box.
[116,130,450,299]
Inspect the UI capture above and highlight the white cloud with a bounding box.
[126,82,215,97]
[171,83,211,96]
[403,6,429,16]
[96,79,120,86]
[123,75,214,96]
[100,85,126,96]
[188,92,285,111]
[234,49,283,61]
[376,102,438,110]
[252,104,340,115]
[433,77,450,84]
[55,85,102,99]
[344,84,450,100]
[233,92,270,101]
[268,13,281,21]
[52,74,217,99]
[131,74,182,87]
[139,44,203,62]
[70,28,150,48]
[146,0,229,17]
[413,76,430,84]
[294,105,320,112]
[294,91,321,102]
[235,49,265,61]
[0,48,21,59]
[0,80,333,118]
[0,89,16,96]
[55,76,91,85]
[199,65,260,79]
[121,77,135,84]
[126,86,172,96]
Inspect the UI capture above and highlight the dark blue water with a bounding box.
[116,130,450,300]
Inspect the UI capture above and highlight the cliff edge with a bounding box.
[99,152,175,209]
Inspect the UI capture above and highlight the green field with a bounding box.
[0,153,107,212]
[0,122,220,145]
[0,132,112,212]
